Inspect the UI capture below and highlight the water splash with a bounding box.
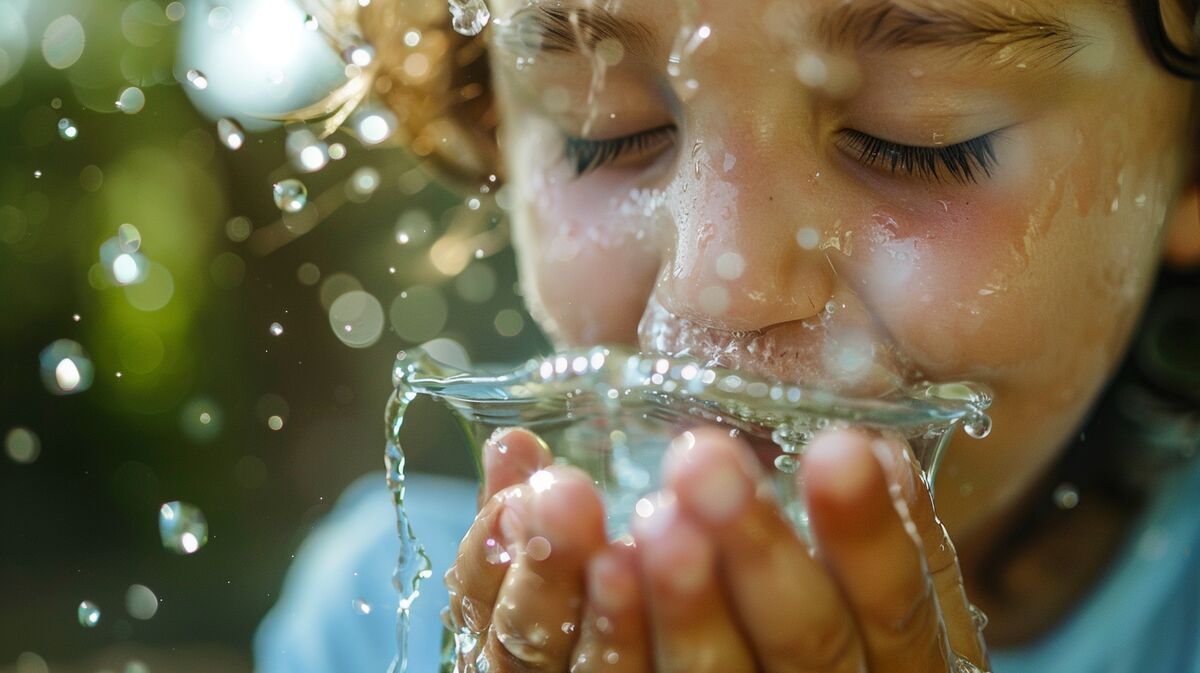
[666,1,708,101]
[383,383,434,673]
[158,501,209,554]
[448,0,491,37]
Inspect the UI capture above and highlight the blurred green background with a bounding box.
[0,0,543,670]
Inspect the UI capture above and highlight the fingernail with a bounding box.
[640,513,711,595]
[810,431,874,503]
[668,433,750,524]
[588,552,634,613]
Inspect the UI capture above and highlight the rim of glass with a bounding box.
[392,345,992,436]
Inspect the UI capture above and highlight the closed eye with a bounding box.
[564,125,677,176]
[836,129,1001,184]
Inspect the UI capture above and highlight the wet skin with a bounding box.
[440,0,1200,670]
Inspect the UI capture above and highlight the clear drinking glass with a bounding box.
[383,345,993,673]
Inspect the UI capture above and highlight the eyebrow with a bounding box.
[493,1,1090,70]
[492,5,656,59]
[819,1,1091,67]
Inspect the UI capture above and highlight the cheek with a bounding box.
[836,118,1171,391]
[515,165,664,346]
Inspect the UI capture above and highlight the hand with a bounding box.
[444,426,989,673]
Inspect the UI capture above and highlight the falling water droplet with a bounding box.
[286,129,329,173]
[217,118,245,150]
[57,118,78,140]
[185,69,208,90]
[273,179,308,213]
[159,501,209,554]
[774,454,800,473]
[448,0,490,36]
[33,170,42,178]
[352,597,372,614]
[78,601,101,628]
[116,87,146,114]
[1053,483,1080,510]
[39,340,94,395]
[353,109,396,145]
[117,223,142,253]
[303,14,319,31]
[269,322,284,336]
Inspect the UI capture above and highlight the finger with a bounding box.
[632,492,756,673]
[446,483,531,632]
[805,428,950,673]
[482,428,554,505]
[665,428,866,673]
[568,543,652,672]
[482,466,608,671]
[876,435,988,667]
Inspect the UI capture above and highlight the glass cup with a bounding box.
[383,344,992,673]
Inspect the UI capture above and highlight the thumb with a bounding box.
[480,427,554,507]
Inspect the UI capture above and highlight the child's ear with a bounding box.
[1164,185,1200,269]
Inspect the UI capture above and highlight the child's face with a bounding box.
[486,0,1197,537]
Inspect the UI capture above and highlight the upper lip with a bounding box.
[637,293,923,398]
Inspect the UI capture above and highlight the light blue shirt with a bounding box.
[255,457,1200,673]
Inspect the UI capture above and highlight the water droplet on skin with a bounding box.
[448,0,490,36]
[526,535,552,561]
[273,179,308,213]
[78,601,100,628]
[159,501,209,554]
[795,51,829,87]
[352,597,372,614]
[118,223,141,253]
[217,118,244,150]
[909,66,925,78]
[57,118,78,140]
[715,252,745,280]
[604,649,620,665]
[561,621,576,634]
[1053,483,1079,509]
[116,87,146,114]
[269,322,284,336]
[185,68,208,90]
[796,227,820,250]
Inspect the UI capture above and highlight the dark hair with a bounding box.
[1132,0,1200,78]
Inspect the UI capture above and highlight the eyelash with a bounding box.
[564,125,677,175]
[837,129,1000,184]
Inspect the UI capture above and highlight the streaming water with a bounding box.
[386,346,992,672]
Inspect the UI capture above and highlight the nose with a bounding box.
[653,134,835,333]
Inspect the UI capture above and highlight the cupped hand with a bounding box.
[444,426,989,673]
